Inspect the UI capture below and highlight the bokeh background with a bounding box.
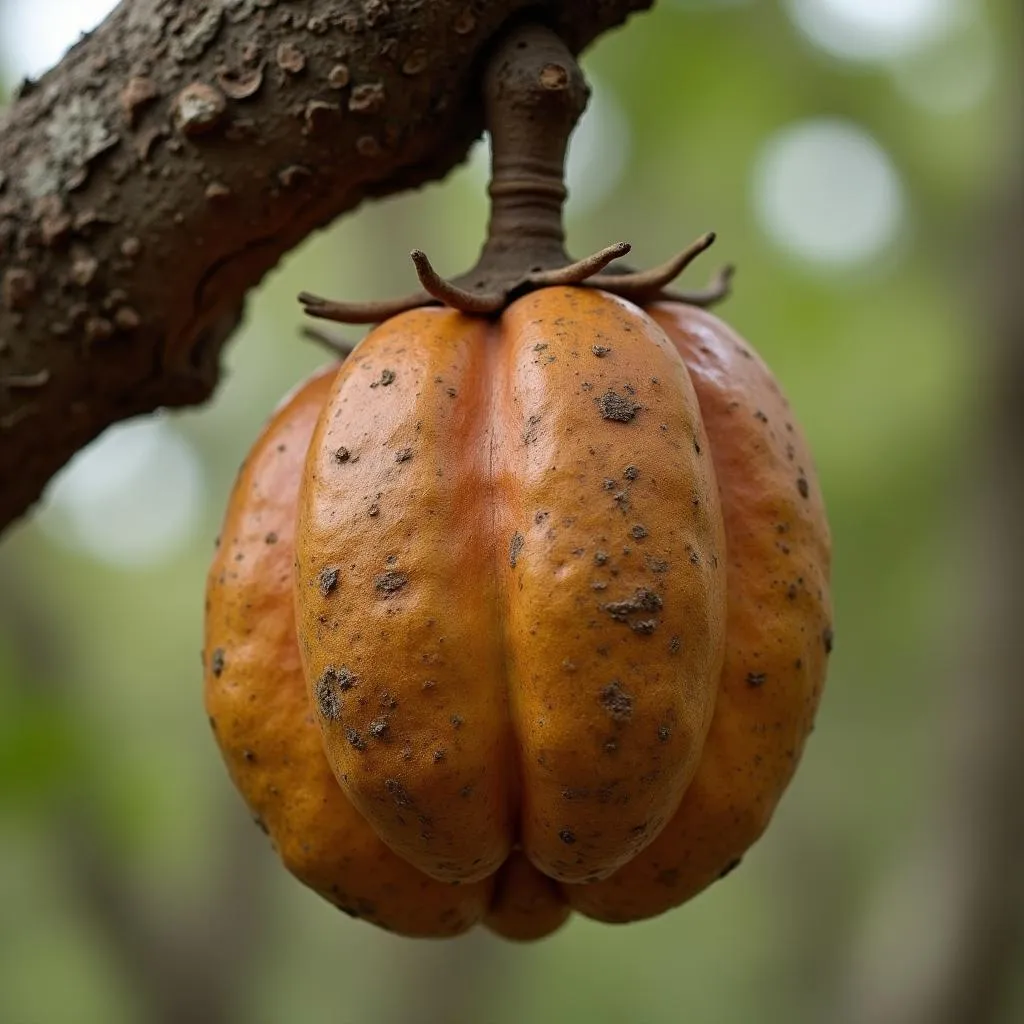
[1,1,1021,1021]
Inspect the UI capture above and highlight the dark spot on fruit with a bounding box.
[315,665,356,720]
[824,626,835,654]
[754,410,768,423]
[334,447,351,463]
[509,532,524,568]
[242,749,256,762]
[265,532,278,545]
[433,749,446,763]
[450,714,463,729]
[211,648,226,677]
[594,550,608,565]
[600,680,633,721]
[597,390,640,422]
[375,570,409,596]
[631,525,648,540]
[395,447,413,463]
[669,636,681,654]
[346,728,366,751]
[630,823,647,837]
[316,677,340,719]
[602,478,616,491]
[385,779,412,807]
[319,567,340,595]
[797,475,810,498]
[657,724,670,742]
[523,414,541,444]
[592,345,611,357]
[603,588,662,631]
[623,465,639,480]
[368,502,380,517]
[649,558,669,573]
[747,672,767,688]
[370,368,396,388]
[369,719,389,740]
[253,815,268,835]
[559,828,576,845]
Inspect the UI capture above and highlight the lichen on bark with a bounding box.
[0,0,652,535]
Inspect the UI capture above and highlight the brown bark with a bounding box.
[0,0,651,535]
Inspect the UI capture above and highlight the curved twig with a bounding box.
[298,290,437,325]
[655,263,736,309]
[526,242,632,287]
[411,250,508,315]
[595,231,718,301]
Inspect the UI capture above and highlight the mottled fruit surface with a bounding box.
[295,288,728,885]
[567,302,832,921]
[204,364,567,938]
[204,292,832,939]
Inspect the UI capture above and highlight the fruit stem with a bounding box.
[472,24,587,277]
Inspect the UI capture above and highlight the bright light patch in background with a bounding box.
[37,419,205,569]
[468,74,631,216]
[787,0,957,63]
[752,118,905,268]
[0,0,116,81]
[891,13,994,114]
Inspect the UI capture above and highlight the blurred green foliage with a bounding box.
[0,1,1019,1021]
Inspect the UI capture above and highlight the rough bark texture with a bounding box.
[0,0,651,534]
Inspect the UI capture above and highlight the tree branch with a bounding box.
[0,0,651,534]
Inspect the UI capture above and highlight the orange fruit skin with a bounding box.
[485,850,571,942]
[204,293,832,937]
[203,365,495,937]
[566,303,833,922]
[295,288,728,886]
